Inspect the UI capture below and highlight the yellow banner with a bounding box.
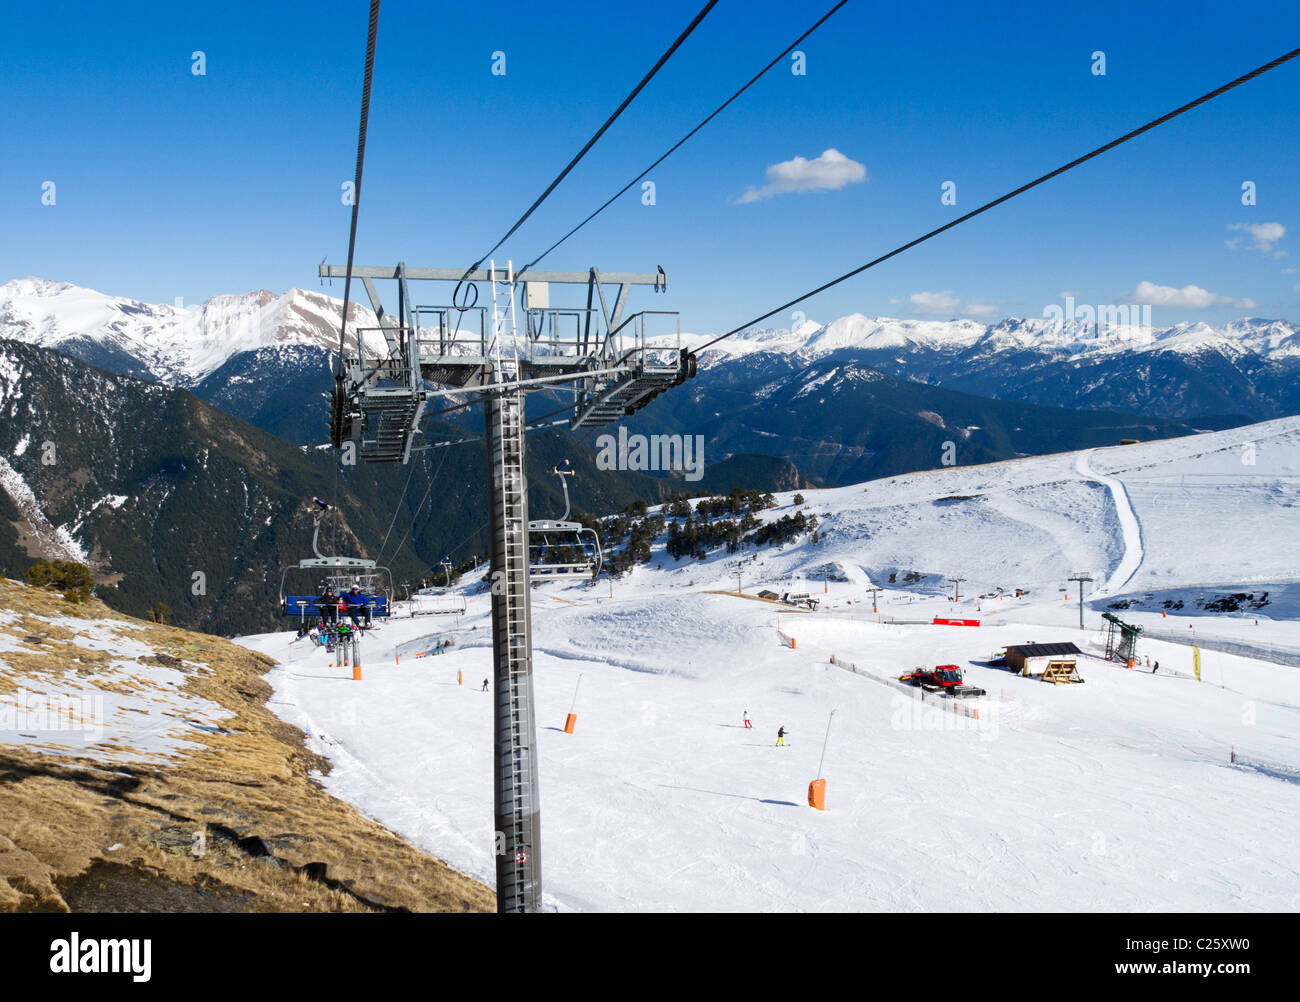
[1192,645,1201,682]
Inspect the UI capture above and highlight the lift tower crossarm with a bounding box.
[320,264,663,285]
[326,259,690,910]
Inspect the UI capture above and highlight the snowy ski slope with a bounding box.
[241,419,1300,911]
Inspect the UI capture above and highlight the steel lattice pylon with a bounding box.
[484,382,542,910]
[322,258,691,912]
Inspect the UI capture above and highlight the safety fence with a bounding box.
[1142,629,1300,669]
[1230,747,1300,785]
[827,653,984,721]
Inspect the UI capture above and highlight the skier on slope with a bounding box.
[482,678,489,692]
[776,725,786,747]
[743,710,752,729]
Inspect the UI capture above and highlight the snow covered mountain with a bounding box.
[6,279,1297,422]
[677,312,1300,367]
[0,277,380,387]
[668,313,1300,422]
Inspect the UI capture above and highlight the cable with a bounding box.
[337,0,382,369]
[464,0,719,277]
[424,398,476,422]
[519,0,848,275]
[696,45,1300,352]
[377,457,418,558]
[525,399,585,429]
[331,0,382,556]
[386,437,460,562]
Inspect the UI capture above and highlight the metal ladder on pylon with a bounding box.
[489,259,520,377]
[486,380,540,911]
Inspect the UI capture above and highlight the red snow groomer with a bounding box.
[899,664,986,698]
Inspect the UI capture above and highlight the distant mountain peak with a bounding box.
[0,279,379,386]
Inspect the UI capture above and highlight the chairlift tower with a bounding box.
[1068,573,1094,630]
[321,258,691,912]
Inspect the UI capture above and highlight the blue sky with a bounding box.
[2,0,1298,332]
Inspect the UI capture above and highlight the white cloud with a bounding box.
[1227,221,1286,257]
[906,291,961,314]
[900,291,1000,319]
[735,148,866,204]
[1125,280,1256,310]
[1282,267,1297,275]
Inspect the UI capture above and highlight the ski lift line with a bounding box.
[517,0,849,276]
[337,0,382,372]
[385,432,456,562]
[330,0,381,556]
[523,400,587,431]
[695,44,1300,353]
[411,435,481,451]
[421,364,638,401]
[424,398,476,422]
[377,452,418,559]
[462,0,720,280]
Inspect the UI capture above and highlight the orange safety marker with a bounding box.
[458,671,463,686]
[353,663,362,681]
[396,653,401,665]
[808,708,837,811]
[562,674,583,734]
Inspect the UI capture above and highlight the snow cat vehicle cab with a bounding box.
[899,664,986,698]
[528,460,602,580]
[279,498,393,629]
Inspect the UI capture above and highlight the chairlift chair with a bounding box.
[279,499,394,628]
[528,461,603,579]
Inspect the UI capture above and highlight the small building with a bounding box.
[1004,642,1082,677]
[757,589,780,601]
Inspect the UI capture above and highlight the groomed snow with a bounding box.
[243,419,1300,911]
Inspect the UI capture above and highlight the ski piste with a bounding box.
[241,418,1300,912]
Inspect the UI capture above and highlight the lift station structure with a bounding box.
[323,260,693,911]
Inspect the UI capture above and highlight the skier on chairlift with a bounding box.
[319,584,339,627]
[344,583,371,628]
